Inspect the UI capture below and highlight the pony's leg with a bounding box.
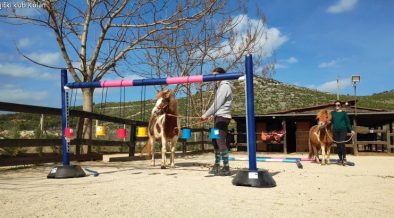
[321,145,326,165]
[312,145,320,164]
[327,146,331,164]
[169,137,177,168]
[161,137,167,169]
[149,138,155,166]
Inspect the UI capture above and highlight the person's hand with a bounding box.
[351,130,356,135]
[200,116,207,121]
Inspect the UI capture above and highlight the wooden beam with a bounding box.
[0,139,146,148]
[0,101,147,126]
[282,120,287,154]
[355,140,388,145]
[0,102,59,115]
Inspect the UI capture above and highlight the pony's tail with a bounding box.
[141,137,153,159]
[308,138,313,159]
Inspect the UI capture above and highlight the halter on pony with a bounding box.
[152,90,173,116]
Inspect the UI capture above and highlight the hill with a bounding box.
[231,76,394,115]
[1,76,393,132]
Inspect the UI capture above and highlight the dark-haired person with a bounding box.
[201,67,233,176]
[331,101,353,166]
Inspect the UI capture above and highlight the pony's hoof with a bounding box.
[321,163,326,166]
[161,165,167,169]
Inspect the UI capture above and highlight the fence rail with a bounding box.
[0,101,214,166]
[353,126,394,154]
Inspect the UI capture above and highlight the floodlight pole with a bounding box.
[351,75,361,117]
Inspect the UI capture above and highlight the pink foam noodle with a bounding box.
[166,75,203,85]
[100,80,133,87]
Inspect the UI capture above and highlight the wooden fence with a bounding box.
[0,102,213,166]
[352,127,394,154]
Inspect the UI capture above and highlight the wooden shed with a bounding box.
[232,100,394,154]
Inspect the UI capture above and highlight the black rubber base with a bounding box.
[232,169,276,188]
[47,165,86,179]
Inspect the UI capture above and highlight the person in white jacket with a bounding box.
[201,67,233,176]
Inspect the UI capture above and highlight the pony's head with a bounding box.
[151,89,177,116]
[316,109,331,125]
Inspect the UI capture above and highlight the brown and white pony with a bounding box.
[145,89,180,169]
[308,109,333,165]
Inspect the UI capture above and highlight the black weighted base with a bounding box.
[232,168,276,188]
[47,165,86,179]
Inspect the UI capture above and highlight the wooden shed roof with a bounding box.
[233,100,394,127]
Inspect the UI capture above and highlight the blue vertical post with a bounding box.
[245,55,257,171]
[61,69,70,165]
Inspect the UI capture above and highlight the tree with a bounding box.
[134,5,275,121]
[0,0,229,139]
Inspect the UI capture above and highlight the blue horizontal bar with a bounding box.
[133,78,167,86]
[66,81,101,89]
[202,72,243,82]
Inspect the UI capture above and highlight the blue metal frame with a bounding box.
[60,56,258,171]
[245,55,257,171]
[61,69,70,165]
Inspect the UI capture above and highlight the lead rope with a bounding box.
[325,126,355,143]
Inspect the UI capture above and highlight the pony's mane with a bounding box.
[168,94,177,114]
[316,109,331,121]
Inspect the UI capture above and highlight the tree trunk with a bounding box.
[82,88,94,154]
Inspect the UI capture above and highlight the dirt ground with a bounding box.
[1,152,394,218]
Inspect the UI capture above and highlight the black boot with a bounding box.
[219,166,231,176]
[209,164,220,175]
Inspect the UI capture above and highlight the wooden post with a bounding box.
[40,114,44,131]
[129,124,136,157]
[234,128,238,151]
[386,129,390,153]
[353,119,358,156]
[282,120,287,154]
[75,117,85,155]
[200,128,204,152]
[389,123,393,153]
[182,140,186,155]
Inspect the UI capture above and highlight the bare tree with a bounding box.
[0,0,228,139]
[134,4,275,125]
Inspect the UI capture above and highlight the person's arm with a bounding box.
[202,83,230,119]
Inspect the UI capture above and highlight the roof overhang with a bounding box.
[233,111,394,127]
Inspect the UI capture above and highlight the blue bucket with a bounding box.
[209,128,220,139]
[181,128,192,140]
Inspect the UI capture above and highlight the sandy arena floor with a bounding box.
[1,152,394,218]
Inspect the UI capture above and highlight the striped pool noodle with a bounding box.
[228,157,300,163]
[256,156,313,161]
[84,168,99,177]
[65,72,242,89]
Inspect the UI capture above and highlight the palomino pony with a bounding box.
[308,109,334,165]
[144,89,180,169]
